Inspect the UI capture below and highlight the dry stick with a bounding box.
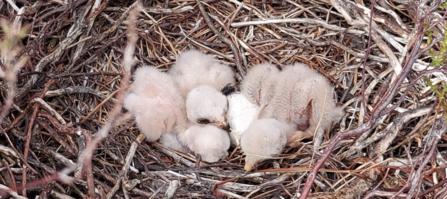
[45,86,115,102]
[36,0,88,22]
[298,27,425,199]
[79,90,119,124]
[69,31,127,73]
[106,134,145,199]
[50,190,76,199]
[348,2,406,52]
[19,71,122,78]
[153,143,196,167]
[32,98,66,125]
[375,106,433,156]
[215,189,246,199]
[36,112,77,135]
[0,127,38,176]
[166,171,259,193]
[16,24,84,99]
[405,118,447,198]
[344,105,432,158]
[246,174,291,198]
[22,79,55,197]
[328,40,389,63]
[0,184,26,199]
[208,13,266,63]
[35,118,76,155]
[360,0,377,123]
[330,0,353,24]
[368,120,447,198]
[2,159,17,192]
[435,187,447,199]
[68,0,102,70]
[164,180,179,199]
[5,97,66,132]
[86,152,95,197]
[196,0,246,76]
[231,18,364,35]
[5,0,20,11]
[282,29,389,63]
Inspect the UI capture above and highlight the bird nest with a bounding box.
[0,0,446,198]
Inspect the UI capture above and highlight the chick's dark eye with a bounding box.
[221,84,235,96]
[197,118,210,124]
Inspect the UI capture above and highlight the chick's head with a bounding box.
[240,119,292,171]
[169,50,235,97]
[186,85,229,129]
[241,63,279,105]
[183,125,230,162]
[207,62,236,91]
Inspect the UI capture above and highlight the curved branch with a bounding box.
[197,0,246,76]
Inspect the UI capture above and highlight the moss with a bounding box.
[424,77,447,120]
[428,22,447,66]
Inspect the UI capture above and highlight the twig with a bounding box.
[197,0,246,76]
[231,18,365,35]
[106,134,145,199]
[164,180,179,199]
[45,86,116,102]
[0,184,26,199]
[360,0,378,122]
[404,116,447,198]
[22,79,55,197]
[5,0,20,12]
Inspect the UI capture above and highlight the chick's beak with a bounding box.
[217,121,230,132]
[216,114,230,131]
[244,162,253,171]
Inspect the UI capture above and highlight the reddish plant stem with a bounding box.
[2,159,17,191]
[22,79,55,196]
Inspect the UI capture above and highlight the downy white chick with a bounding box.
[240,119,294,171]
[124,66,188,142]
[241,63,280,106]
[226,93,259,146]
[181,125,230,163]
[186,85,229,129]
[168,50,235,98]
[158,131,189,152]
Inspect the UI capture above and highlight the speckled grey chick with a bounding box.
[240,63,280,106]
[260,63,344,146]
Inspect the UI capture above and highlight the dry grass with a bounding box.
[0,0,446,198]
